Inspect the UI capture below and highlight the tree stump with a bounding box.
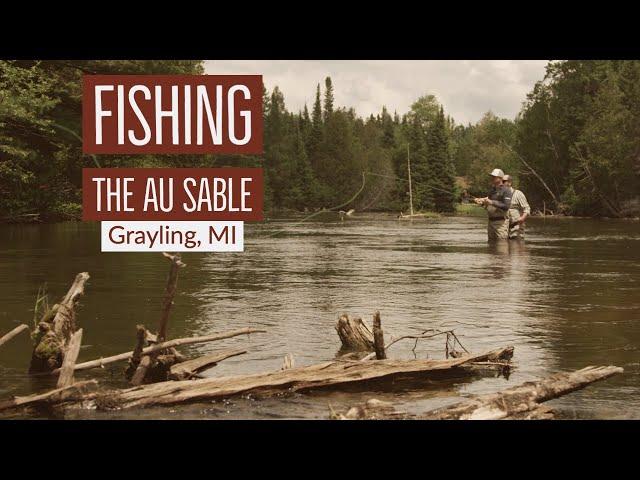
[372,311,386,360]
[335,314,374,351]
[29,272,89,373]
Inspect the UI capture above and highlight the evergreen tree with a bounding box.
[427,106,456,212]
[323,76,334,122]
[406,117,433,211]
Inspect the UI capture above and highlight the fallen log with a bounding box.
[423,365,623,420]
[334,365,623,420]
[56,329,83,388]
[50,327,266,375]
[336,314,374,351]
[29,272,89,373]
[78,345,513,410]
[0,380,98,413]
[168,348,247,380]
[0,324,29,349]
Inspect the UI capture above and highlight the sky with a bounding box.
[204,60,549,125]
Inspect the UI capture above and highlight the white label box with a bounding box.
[101,221,244,252]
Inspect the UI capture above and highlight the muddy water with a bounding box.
[0,214,638,419]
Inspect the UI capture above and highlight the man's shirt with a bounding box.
[487,185,512,211]
[508,188,531,216]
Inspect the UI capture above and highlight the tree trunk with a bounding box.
[372,311,386,360]
[335,314,374,351]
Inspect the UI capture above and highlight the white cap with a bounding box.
[490,168,505,177]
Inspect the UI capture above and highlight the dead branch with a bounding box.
[50,327,266,374]
[501,141,560,207]
[0,324,29,349]
[56,329,83,388]
[169,349,247,380]
[0,380,98,413]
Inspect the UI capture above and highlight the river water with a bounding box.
[0,214,638,419]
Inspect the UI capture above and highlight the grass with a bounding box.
[455,203,486,217]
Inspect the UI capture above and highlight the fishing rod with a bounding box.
[261,169,460,238]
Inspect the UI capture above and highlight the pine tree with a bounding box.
[406,117,434,211]
[307,83,324,170]
[427,106,456,212]
[323,76,334,122]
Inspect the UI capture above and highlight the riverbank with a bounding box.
[2,203,638,225]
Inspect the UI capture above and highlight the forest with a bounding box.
[1,60,639,221]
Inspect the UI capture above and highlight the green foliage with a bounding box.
[0,60,204,220]
[5,60,634,220]
[516,60,640,216]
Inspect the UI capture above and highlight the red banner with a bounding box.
[82,75,263,154]
[82,168,263,221]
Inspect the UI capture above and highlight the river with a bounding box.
[0,213,638,419]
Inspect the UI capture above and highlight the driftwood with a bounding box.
[335,365,623,420]
[75,345,514,410]
[372,311,386,360]
[168,348,247,380]
[130,253,185,385]
[29,272,89,373]
[0,380,98,413]
[336,314,374,351]
[50,327,266,374]
[0,324,29,349]
[56,329,83,388]
[281,353,295,370]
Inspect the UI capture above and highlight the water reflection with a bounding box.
[0,215,638,418]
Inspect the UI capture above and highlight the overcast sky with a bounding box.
[204,60,549,125]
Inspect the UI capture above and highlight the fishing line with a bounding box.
[263,171,367,238]
[364,171,458,196]
[257,169,459,239]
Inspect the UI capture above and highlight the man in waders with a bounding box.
[474,168,512,241]
[502,174,531,240]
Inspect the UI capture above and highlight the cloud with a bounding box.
[204,60,548,125]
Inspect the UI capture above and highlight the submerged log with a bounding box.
[423,365,623,420]
[56,329,83,388]
[335,365,623,420]
[0,324,29,349]
[29,272,89,373]
[80,345,514,410]
[168,348,247,380]
[336,314,374,351]
[0,380,98,413]
[50,327,265,375]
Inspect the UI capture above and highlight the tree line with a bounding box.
[1,60,639,221]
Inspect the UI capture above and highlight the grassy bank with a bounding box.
[455,203,486,217]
